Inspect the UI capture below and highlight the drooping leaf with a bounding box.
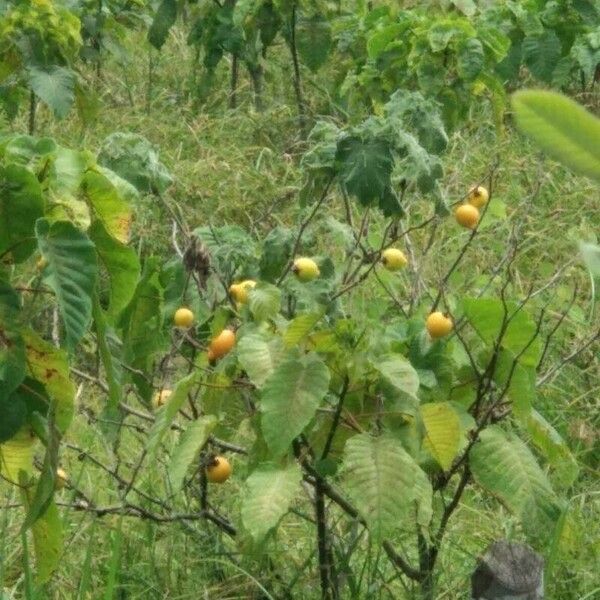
[148,0,178,49]
[30,500,62,584]
[512,90,600,183]
[260,352,330,457]
[168,416,218,492]
[0,164,44,263]
[296,14,332,72]
[342,433,431,541]
[237,332,284,388]
[27,67,76,119]
[35,219,97,350]
[21,329,75,433]
[470,426,564,541]
[241,462,302,542]
[420,402,461,471]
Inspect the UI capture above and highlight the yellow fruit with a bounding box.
[426,312,453,339]
[468,185,489,208]
[174,307,194,328]
[36,257,48,271]
[455,204,480,229]
[229,280,256,304]
[152,389,172,409]
[381,248,408,271]
[292,257,320,282]
[55,468,68,490]
[206,456,232,483]
[208,329,236,360]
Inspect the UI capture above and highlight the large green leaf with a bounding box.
[22,329,75,433]
[248,283,281,322]
[342,433,431,541]
[27,67,76,119]
[260,352,330,457]
[470,426,563,540]
[237,332,284,388]
[89,220,140,322]
[373,354,420,399]
[296,14,332,72]
[512,90,600,183]
[241,462,302,542]
[35,220,97,350]
[148,0,178,49]
[168,416,218,492]
[462,298,541,367]
[0,427,36,484]
[283,312,323,348]
[420,402,461,471]
[0,304,26,403]
[522,31,561,82]
[0,164,44,263]
[335,134,394,209]
[30,500,62,584]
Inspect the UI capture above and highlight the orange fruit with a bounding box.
[208,329,236,360]
[206,456,232,483]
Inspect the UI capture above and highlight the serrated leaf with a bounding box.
[342,433,430,541]
[27,67,75,118]
[283,312,323,348]
[335,134,394,209]
[237,332,284,388]
[470,426,564,541]
[249,283,281,322]
[261,352,330,457]
[168,416,218,492]
[0,164,44,263]
[36,219,97,350]
[420,402,461,471]
[512,90,600,183]
[241,462,301,542]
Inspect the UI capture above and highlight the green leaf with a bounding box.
[296,14,332,72]
[35,220,98,350]
[512,90,600,183]
[283,312,323,348]
[259,226,294,283]
[493,352,535,422]
[0,302,26,402]
[146,372,203,454]
[462,298,541,367]
[580,242,600,277]
[0,164,44,263]
[420,402,461,471]
[148,0,178,49]
[457,38,484,80]
[89,220,140,322]
[0,427,36,484]
[249,283,281,322]
[260,352,330,457]
[30,500,62,584]
[470,426,564,541]
[22,329,75,433]
[522,31,562,82]
[237,332,284,388]
[373,354,420,399]
[335,134,394,209]
[342,433,431,541]
[241,462,301,542]
[168,416,218,492]
[27,67,76,119]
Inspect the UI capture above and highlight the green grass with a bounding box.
[1,27,599,600]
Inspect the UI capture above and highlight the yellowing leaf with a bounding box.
[0,427,37,484]
[420,402,461,471]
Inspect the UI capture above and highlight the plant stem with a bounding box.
[28,90,36,135]
[289,1,308,138]
[229,54,239,109]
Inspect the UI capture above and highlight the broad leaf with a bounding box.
[260,352,330,457]
[470,426,563,540]
[0,427,36,484]
[420,402,461,471]
[512,90,600,183]
[580,242,600,277]
[237,332,283,388]
[27,67,75,119]
[296,14,332,72]
[248,283,281,322]
[342,433,431,541]
[148,0,178,49]
[373,354,420,399]
[283,312,323,348]
[241,462,301,542]
[0,164,44,263]
[30,500,62,584]
[168,416,218,492]
[35,220,97,350]
[522,31,561,82]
